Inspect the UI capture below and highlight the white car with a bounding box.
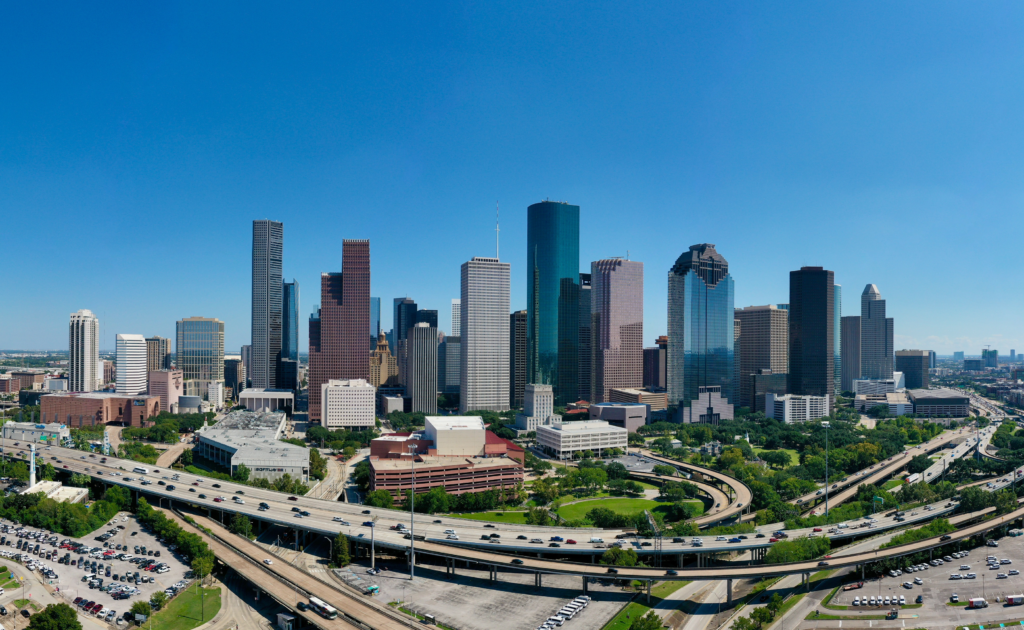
[998,573,1008,579]
[1010,570,1020,576]
[899,596,906,605]
[263,559,273,565]
[914,578,923,585]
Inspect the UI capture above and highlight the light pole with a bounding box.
[407,444,416,581]
[822,421,831,516]
[323,536,333,567]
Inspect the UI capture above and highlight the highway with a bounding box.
[637,450,754,524]
[910,430,984,484]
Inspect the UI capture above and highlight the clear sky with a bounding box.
[2,2,1022,355]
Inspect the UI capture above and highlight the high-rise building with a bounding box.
[251,219,283,389]
[733,305,789,410]
[308,240,371,422]
[752,369,788,414]
[321,379,376,430]
[393,298,418,342]
[526,200,580,406]
[577,273,592,403]
[1012,350,1017,363]
[589,259,643,404]
[175,317,225,383]
[370,297,381,348]
[667,244,735,420]
[224,358,245,399]
[509,310,527,408]
[953,351,965,362]
[929,351,937,368]
[240,345,252,388]
[441,335,460,394]
[369,331,399,388]
[788,267,834,407]
[145,336,171,378]
[834,284,842,388]
[416,309,438,329]
[451,299,461,337]
[408,323,438,414]
[459,257,511,413]
[282,280,300,363]
[514,384,561,431]
[148,369,183,412]
[860,284,893,379]
[983,349,999,368]
[643,336,668,390]
[895,350,931,389]
[69,309,100,393]
[840,316,861,393]
[115,334,148,395]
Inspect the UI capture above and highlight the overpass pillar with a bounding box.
[727,579,733,607]
[861,565,865,580]
[582,576,588,595]
[805,573,810,592]
[646,580,652,603]
[678,553,684,568]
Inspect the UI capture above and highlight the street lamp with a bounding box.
[407,444,417,581]
[822,421,831,516]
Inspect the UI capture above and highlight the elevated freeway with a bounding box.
[637,450,753,525]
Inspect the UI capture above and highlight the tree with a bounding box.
[191,554,214,586]
[41,462,56,481]
[232,463,251,483]
[652,464,676,477]
[104,485,132,511]
[762,451,792,469]
[181,448,194,466]
[732,617,756,630]
[751,606,775,628]
[600,547,640,567]
[229,513,253,538]
[525,506,552,526]
[333,533,350,566]
[907,454,932,475]
[628,611,663,630]
[767,593,784,614]
[364,489,394,509]
[26,603,82,630]
[150,591,169,611]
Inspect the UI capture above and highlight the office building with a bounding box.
[514,384,561,432]
[526,200,581,406]
[282,279,299,364]
[954,351,965,362]
[237,388,294,413]
[766,393,829,424]
[393,298,418,344]
[44,377,67,391]
[853,372,905,396]
[459,257,511,413]
[834,284,842,388]
[240,345,252,388]
[208,381,225,410]
[10,372,46,391]
[643,336,668,390]
[251,219,283,389]
[416,309,438,329]
[175,317,225,385]
[0,377,18,393]
[509,310,527,408]
[370,297,381,348]
[451,299,461,337]
[115,334,148,396]
[440,336,460,394]
[930,351,937,368]
[860,284,894,379]
[895,350,931,389]
[589,259,643,404]
[667,244,735,420]
[752,369,788,414]
[276,358,298,391]
[788,267,835,409]
[609,387,668,412]
[733,305,788,410]
[321,379,375,429]
[983,349,999,368]
[578,272,592,402]
[536,420,628,459]
[369,331,399,388]
[69,309,100,393]
[103,360,116,385]
[197,410,308,482]
[40,392,160,427]
[679,386,734,424]
[734,317,741,407]
[2,422,70,445]
[148,370,183,412]
[224,359,245,400]
[840,316,860,392]
[308,239,371,422]
[907,388,970,417]
[407,322,438,414]
[589,402,647,433]
[145,336,171,378]
[964,358,984,371]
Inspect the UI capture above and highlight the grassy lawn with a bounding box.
[602,581,690,630]
[146,587,221,630]
[557,498,676,521]
[882,479,903,490]
[753,448,799,467]
[446,511,530,524]
[13,598,40,611]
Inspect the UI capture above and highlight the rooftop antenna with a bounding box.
[495,201,500,259]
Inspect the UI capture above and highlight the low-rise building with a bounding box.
[2,421,70,445]
[679,386,734,425]
[886,392,913,416]
[608,387,668,412]
[238,388,294,414]
[589,402,647,433]
[853,394,889,413]
[853,373,905,396]
[196,410,309,482]
[43,377,68,391]
[321,379,375,430]
[536,420,628,459]
[701,441,723,457]
[907,388,970,417]
[208,382,225,410]
[0,377,18,393]
[10,372,46,391]
[963,359,985,371]
[39,392,160,427]
[766,393,829,423]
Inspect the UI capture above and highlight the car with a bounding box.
[481,535,491,540]
[665,570,678,576]
[549,542,561,548]
[914,577,923,584]
[566,539,577,545]
[818,561,829,566]
[484,524,496,528]
[297,602,308,612]
[198,494,206,499]
[550,536,564,542]
[212,484,221,488]
[21,609,30,618]
[940,535,952,541]
[263,559,273,565]
[729,538,741,543]
[362,521,373,527]
[813,528,822,533]
[998,573,1008,579]
[189,488,196,493]
[755,533,765,538]
[333,518,350,525]
[362,509,370,514]
[1011,570,1020,576]
[511,559,524,565]
[607,568,618,574]
[433,519,443,524]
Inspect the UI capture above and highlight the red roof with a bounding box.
[565,408,588,415]
[485,430,524,452]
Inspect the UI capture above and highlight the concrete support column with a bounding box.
[582,576,588,595]
[727,579,733,607]
[861,565,865,580]
[646,580,652,604]
[678,553,684,568]
[805,573,810,592]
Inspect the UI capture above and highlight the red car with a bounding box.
[213,497,223,502]
[566,539,577,545]
[813,528,822,533]
[770,538,779,543]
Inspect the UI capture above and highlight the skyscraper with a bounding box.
[369,331,399,388]
[370,297,381,347]
[860,284,893,379]
[441,336,460,394]
[408,322,438,414]
[224,358,245,399]
[789,267,835,407]
[982,349,999,368]
[459,257,511,413]
[175,317,225,382]
[282,279,300,362]
[577,272,592,403]
[526,200,580,406]
[451,299,461,337]
[393,298,418,341]
[589,259,643,403]
[240,345,252,389]
[734,305,789,410]
[69,309,100,393]
[840,316,861,393]
[667,244,735,420]
[895,350,931,389]
[416,309,438,328]
[145,336,171,376]
[308,239,371,422]
[251,220,283,389]
[834,284,842,388]
[643,336,668,390]
[509,310,527,408]
[115,334,147,396]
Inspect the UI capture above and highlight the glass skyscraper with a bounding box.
[667,244,735,410]
[251,220,283,389]
[834,284,842,388]
[282,280,300,363]
[370,297,381,345]
[526,201,580,406]
[175,317,225,382]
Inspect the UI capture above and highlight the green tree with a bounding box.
[767,593,784,614]
[229,513,253,538]
[751,606,775,627]
[191,554,214,586]
[762,450,792,469]
[364,490,394,509]
[41,462,56,481]
[525,506,552,526]
[732,617,756,630]
[150,591,169,611]
[232,463,251,483]
[907,454,932,474]
[104,485,132,511]
[180,448,194,466]
[333,533,350,567]
[68,473,91,488]
[628,611,663,630]
[600,547,640,567]
[26,602,82,630]
[653,464,676,477]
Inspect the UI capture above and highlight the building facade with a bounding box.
[733,305,788,410]
[536,420,628,459]
[148,370,183,412]
[224,359,245,400]
[840,316,860,393]
[589,259,643,404]
[451,298,461,337]
[2,422,70,445]
[115,334,148,396]
[788,267,834,408]
[907,388,970,417]
[983,349,999,368]
[895,350,931,389]
[643,336,668,390]
[578,272,592,402]
[370,297,381,348]
[609,387,668,412]
[679,385,734,424]
[369,331,399,388]
[308,239,371,422]
[408,323,438,414]
[853,372,905,396]
[197,410,308,482]
[459,257,511,413]
[441,335,460,394]
[589,402,647,433]
[526,200,581,406]
[860,284,894,380]
[252,219,284,389]
[834,284,842,389]
[321,379,375,429]
[667,244,735,419]
[40,392,160,427]
[145,336,171,377]
[69,309,100,393]
[176,317,225,385]
[509,310,527,408]
[766,393,829,424]
[752,369,788,414]
[282,279,300,363]
[514,383,561,432]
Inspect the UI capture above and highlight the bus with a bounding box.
[132,467,149,475]
[308,597,339,620]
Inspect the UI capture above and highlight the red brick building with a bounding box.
[40,392,160,427]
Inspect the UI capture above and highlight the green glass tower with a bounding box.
[526,201,580,406]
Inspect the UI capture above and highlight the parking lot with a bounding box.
[830,533,1024,612]
[0,510,193,624]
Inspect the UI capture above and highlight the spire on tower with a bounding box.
[496,201,500,259]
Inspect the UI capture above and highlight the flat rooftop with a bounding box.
[42,391,156,400]
[538,420,627,433]
[426,416,484,431]
[908,388,969,401]
[371,454,520,471]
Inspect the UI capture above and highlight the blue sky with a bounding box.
[2,2,1023,355]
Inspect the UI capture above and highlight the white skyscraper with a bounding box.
[69,309,100,393]
[116,334,148,395]
[451,299,461,337]
[459,257,511,413]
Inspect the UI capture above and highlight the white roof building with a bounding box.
[536,420,628,459]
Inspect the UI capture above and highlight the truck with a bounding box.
[842,582,865,591]
[906,473,921,484]
[969,598,989,608]
[1007,595,1024,606]
[886,608,898,620]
